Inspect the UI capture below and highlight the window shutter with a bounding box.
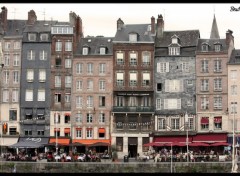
[166,62,169,72]
[157,63,160,73]
[165,80,169,92]
[164,99,168,109]
[180,80,183,92]
[177,99,181,109]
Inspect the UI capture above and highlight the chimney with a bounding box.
[151,16,155,34]
[27,10,37,25]
[156,14,164,38]
[69,11,77,26]
[226,29,234,45]
[117,18,124,30]
[0,6,7,32]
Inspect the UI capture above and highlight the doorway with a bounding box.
[128,144,137,158]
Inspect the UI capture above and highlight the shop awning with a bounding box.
[9,137,49,148]
[72,139,110,145]
[37,109,45,115]
[192,133,227,143]
[64,112,71,116]
[98,128,105,133]
[210,142,230,146]
[201,117,209,124]
[25,109,33,115]
[214,117,222,123]
[54,128,60,132]
[64,128,70,133]
[154,136,192,143]
[189,142,210,147]
[49,138,70,145]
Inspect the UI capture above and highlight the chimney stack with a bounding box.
[117,18,124,30]
[0,6,8,32]
[27,10,37,25]
[156,14,164,38]
[151,16,155,34]
[226,29,234,45]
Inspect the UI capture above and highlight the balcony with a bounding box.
[112,106,154,113]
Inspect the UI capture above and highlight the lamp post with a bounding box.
[55,112,58,162]
[185,112,189,163]
[232,102,237,173]
[170,143,173,173]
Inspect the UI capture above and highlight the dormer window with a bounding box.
[40,33,49,41]
[202,43,209,52]
[83,45,89,55]
[28,33,36,41]
[100,47,106,55]
[129,33,137,42]
[214,43,221,52]
[168,34,181,55]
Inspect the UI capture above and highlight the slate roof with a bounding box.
[23,20,57,33]
[196,38,227,52]
[228,49,240,64]
[2,20,26,37]
[155,30,200,47]
[76,36,114,55]
[113,24,155,43]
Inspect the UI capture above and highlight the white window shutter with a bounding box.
[180,80,184,92]
[166,62,169,72]
[157,63,160,73]
[164,99,168,109]
[165,80,169,92]
[177,99,181,109]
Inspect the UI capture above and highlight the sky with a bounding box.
[1,3,240,48]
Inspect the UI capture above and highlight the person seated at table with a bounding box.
[66,154,71,162]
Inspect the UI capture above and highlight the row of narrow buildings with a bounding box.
[0,6,239,158]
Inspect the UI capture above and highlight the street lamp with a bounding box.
[55,112,58,162]
[232,102,237,173]
[185,112,189,163]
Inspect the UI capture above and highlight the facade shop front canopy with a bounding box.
[9,137,49,148]
[47,138,70,146]
[154,136,193,143]
[192,133,228,144]
[72,139,110,146]
[188,142,210,147]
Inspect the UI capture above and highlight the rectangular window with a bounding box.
[65,94,71,103]
[76,63,83,74]
[129,72,137,87]
[4,54,10,66]
[157,62,169,73]
[26,89,33,101]
[214,117,222,130]
[129,34,137,42]
[25,130,32,136]
[99,63,106,74]
[230,70,237,79]
[99,96,105,107]
[165,80,183,92]
[28,33,36,41]
[201,97,209,110]
[116,72,124,86]
[158,118,166,130]
[231,85,237,95]
[56,41,62,51]
[116,96,124,106]
[27,50,35,60]
[87,96,93,108]
[38,89,45,101]
[76,129,82,138]
[157,83,162,92]
[3,89,9,102]
[75,113,82,123]
[99,80,105,91]
[164,99,181,110]
[214,78,222,91]
[187,98,193,106]
[181,62,189,72]
[13,41,20,49]
[201,79,209,91]
[171,118,180,130]
[13,71,19,84]
[37,130,45,136]
[156,98,161,110]
[142,51,150,65]
[87,79,93,90]
[10,110,17,121]
[231,102,237,114]
[12,89,19,102]
[39,69,46,82]
[65,76,71,88]
[169,47,180,55]
[116,52,124,65]
[87,114,93,123]
[215,45,220,52]
[76,80,83,91]
[65,59,72,68]
[214,96,222,110]
[55,76,61,87]
[142,72,150,86]
[13,54,20,66]
[129,53,137,66]
[54,93,61,103]
[99,113,105,123]
[40,33,48,41]
[201,60,208,72]
[202,45,208,52]
[76,96,83,108]
[39,50,47,60]
[86,128,93,138]
[214,59,222,72]
[3,71,9,84]
[4,42,11,50]
[27,69,34,82]
[87,63,93,74]
[82,47,88,55]
[100,47,106,55]
[65,41,72,51]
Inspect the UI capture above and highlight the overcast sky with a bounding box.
[1,3,240,48]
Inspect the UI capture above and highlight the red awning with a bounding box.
[201,117,209,124]
[192,133,227,143]
[64,112,71,116]
[76,128,82,130]
[189,142,210,147]
[64,128,70,133]
[210,142,229,146]
[154,136,192,143]
[98,128,105,133]
[214,117,222,123]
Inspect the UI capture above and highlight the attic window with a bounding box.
[129,33,137,42]
[202,44,208,52]
[215,44,221,52]
[147,25,151,32]
[28,33,36,41]
[83,47,89,55]
[40,33,49,41]
[100,47,106,55]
